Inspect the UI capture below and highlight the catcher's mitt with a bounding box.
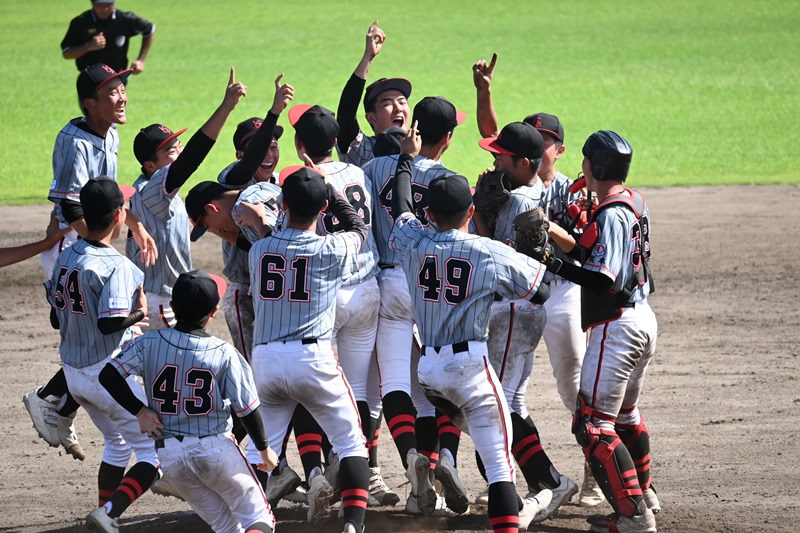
[512,207,550,257]
[473,170,511,216]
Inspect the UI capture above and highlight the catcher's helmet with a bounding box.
[582,130,632,182]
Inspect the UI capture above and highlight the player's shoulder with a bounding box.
[240,180,281,201]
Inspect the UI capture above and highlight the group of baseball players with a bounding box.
[17,14,660,533]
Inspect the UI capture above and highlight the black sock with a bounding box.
[436,411,461,466]
[368,413,382,468]
[56,391,80,417]
[293,405,324,479]
[107,462,158,518]
[338,456,369,529]
[39,368,68,398]
[97,462,125,507]
[511,412,557,490]
[382,391,417,468]
[487,481,520,532]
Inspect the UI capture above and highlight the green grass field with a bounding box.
[1,0,798,204]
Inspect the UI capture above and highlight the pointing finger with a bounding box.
[489,53,498,71]
[274,73,284,88]
[229,67,235,85]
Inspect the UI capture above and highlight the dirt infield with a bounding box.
[1,185,798,533]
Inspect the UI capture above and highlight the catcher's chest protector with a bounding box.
[578,189,654,330]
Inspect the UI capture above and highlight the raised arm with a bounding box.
[391,121,421,221]
[473,53,500,138]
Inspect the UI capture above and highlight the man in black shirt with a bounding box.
[61,1,156,74]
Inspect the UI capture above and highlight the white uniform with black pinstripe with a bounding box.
[318,161,381,413]
[112,328,275,533]
[128,166,192,330]
[539,171,587,410]
[42,118,120,279]
[246,226,369,464]
[217,166,281,361]
[362,154,451,415]
[487,181,547,418]
[389,211,547,484]
[46,239,158,470]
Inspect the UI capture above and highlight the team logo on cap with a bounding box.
[158,125,172,135]
[534,117,543,128]
[101,65,115,74]
[252,119,262,129]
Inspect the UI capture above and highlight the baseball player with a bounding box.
[477,121,579,522]
[244,167,371,533]
[388,123,554,532]
[336,21,411,167]
[527,131,659,533]
[214,74,294,361]
[24,63,157,462]
[44,178,159,533]
[288,103,393,503]
[99,270,278,533]
[61,0,155,74]
[473,51,604,507]
[361,96,467,516]
[126,67,248,331]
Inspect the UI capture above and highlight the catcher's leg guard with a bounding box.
[573,395,643,517]
[616,406,652,490]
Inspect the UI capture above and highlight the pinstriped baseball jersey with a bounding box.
[128,166,192,297]
[47,239,143,369]
[49,118,119,221]
[249,228,363,343]
[125,174,149,270]
[232,182,282,245]
[539,171,582,276]
[493,182,545,247]
[111,329,260,438]
[584,200,652,302]
[362,154,452,266]
[389,213,547,346]
[317,161,379,286]
[218,166,280,284]
[337,130,376,168]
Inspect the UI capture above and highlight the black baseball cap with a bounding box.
[281,167,327,218]
[523,112,564,143]
[363,77,412,112]
[427,174,473,216]
[171,270,227,321]
[479,122,544,160]
[80,177,134,225]
[373,126,406,156]
[185,181,229,241]
[133,124,188,164]
[412,96,466,142]
[233,117,284,151]
[289,104,340,157]
[77,63,133,101]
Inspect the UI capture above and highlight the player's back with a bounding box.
[120,328,251,438]
[49,239,141,369]
[364,154,452,266]
[249,228,356,343]
[397,228,546,347]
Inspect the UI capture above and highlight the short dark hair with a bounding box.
[511,155,543,175]
[85,208,119,232]
[431,208,470,229]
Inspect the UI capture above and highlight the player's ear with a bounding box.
[555,144,566,159]
[235,150,244,160]
[142,159,158,175]
[365,111,377,130]
[209,305,218,318]
[466,204,475,221]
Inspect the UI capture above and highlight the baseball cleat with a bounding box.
[473,485,489,505]
[405,492,465,517]
[528,473,578,523]
[590,507,657,533]
[368,466,400,506]
[404,450,436,516]
[151,473,184,500]
[341,521,364,533]
[22,388,60,447]
[266,465,302,507]
[643,486,661,514]
[519,489,553,531]
[307,473,334,524]
[324,452,340,496]
[433,455,470,514]
[579,461,606,507]
[55,412,85,461]
[86,506,119,533]
[284,483,308,505]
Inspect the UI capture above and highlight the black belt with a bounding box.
[423,341,470,355]
[379,264,395,269]
[621,302,635,308]
[156,435,213,449]
[280,338,317,345]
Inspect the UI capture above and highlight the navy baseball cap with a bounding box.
[373,126,407,156]
[133,124,188,164]
[185,181,229,241]
[523,112,564,144]
[363,77,412,112]
[427,174,473,216]
[233,117,284,151]
[412,96,466,143]
[77,63,133,101]
[289,104,340,157]
[80,177,134,225]
[171,270,227,321]
[281,167,327,218]
[479,122,544,160]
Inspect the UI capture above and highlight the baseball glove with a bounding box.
[473,170,511,217]
[513,207,549,256]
